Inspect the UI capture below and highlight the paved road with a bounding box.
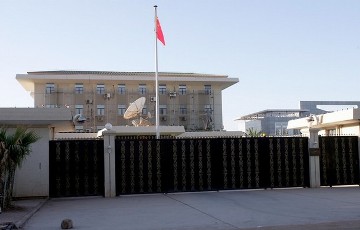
[23,187,360,230]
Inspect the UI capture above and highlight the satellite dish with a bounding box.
[123,97,154,126]
[73,114,87,123]
[124,97,146,120]
[139,117,152,126]
[131,119,140,126]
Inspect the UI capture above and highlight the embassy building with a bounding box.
[16,71,238,132]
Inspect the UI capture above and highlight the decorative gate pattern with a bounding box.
[115,139,163,194]
[49,140,104,197]
[115,137,309,195]
[162,138,219,193]
[220,137,308,190]
[319,136,359,186]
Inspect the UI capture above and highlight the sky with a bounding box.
[0,0,359,131]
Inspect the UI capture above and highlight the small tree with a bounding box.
[0,127,40,209]
[246,128,266,137]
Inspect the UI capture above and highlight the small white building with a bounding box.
[0,108,73,197]
[287,108,360,136]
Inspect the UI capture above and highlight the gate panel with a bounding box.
[220,137,309,190]
[320,136,359,186]
[115,137,310,195]
[49,140,104,197]
[268,137,309,188]
[116,139,163,195]
[220,138,262,189]
[162,138,218,193]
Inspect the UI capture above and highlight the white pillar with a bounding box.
[308,128,321,188]
[103,130,116,197]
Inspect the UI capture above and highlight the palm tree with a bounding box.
[0,127,40,209]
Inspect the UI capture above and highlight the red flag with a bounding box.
[156,17,165,46]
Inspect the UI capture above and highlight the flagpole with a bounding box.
[154,5,160,139]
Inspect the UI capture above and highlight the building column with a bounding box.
[308,128,321,188]
[103,130,116,197]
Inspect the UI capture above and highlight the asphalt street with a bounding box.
[21,186,360,230]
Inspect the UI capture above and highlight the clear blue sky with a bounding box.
[1,0,359,130]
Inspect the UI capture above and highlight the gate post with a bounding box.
[358,137,360,182]
[103,128,116,197]
[308,128,321,188]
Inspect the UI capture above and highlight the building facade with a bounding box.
[299,101,360,115]
[235,109,308,136]
[17,71,238,132]
[236,101,360,136]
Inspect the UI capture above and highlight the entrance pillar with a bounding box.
[103,128,116,197]
[308,128,321,188]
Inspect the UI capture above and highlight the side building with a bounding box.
[0,108,73,197]
[235,101,360,136]
[235,109,308,136]
[16,71,238,132]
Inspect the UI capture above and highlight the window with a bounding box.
[45,83,55,94]
[328,129,336,136]
[275,122,288,136]
[75,105,84,115]
[75,83,83,94]
[118,105,126,115]
[45,104,56,108]
[204,104,212,114]
[159,84,167,95]
[97,105,105,115]
[142,106,147,115]
[179,105,187,115]
[204,85,212,95]
[118,84,126,94]
[179,85,187,95]
[96,84,105,94]
[159,105,167,115]
[292,129,300,136]
[138,84,147,95]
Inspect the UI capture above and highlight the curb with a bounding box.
[15,198,48,229]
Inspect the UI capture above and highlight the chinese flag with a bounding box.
[156,17,165,46]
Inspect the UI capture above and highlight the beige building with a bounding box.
[16,71,238,132]
[0,108,73,197]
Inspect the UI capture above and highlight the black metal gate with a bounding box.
[319,136,360,186]
[49,140,104,197]
[115,137,309,195]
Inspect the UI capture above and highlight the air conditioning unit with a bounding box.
[169,92,177,97]
[161,117,167,121]
[96,116,104,121]
[104,93,111,99]
[150,96,156,102]
[181,117,187,121]
[86,99,93,104]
